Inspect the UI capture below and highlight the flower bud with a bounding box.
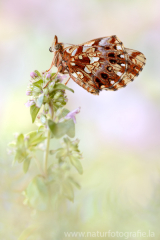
[25,100,35,107]
[26,90,32,96]
[58,97,65,103]
[54,91,62,100]
[46,73,51,79]
[64,98,68,103]
[57,73,67,82]
[30,72,37,78]
[48,82,55,92]
[32,86,41,93]
[55,102,63,108]
[73,139,79,146]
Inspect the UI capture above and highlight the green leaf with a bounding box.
[26,176,48,210]
[26,131,46,146]
[48,119,75,138]
[14,150,25,163]
[68,176,81,189]
[32,79,43,88]
[58,108,70,119]
[38,125,45,132]
[30,104,40,123]
[50,72,56,79]
[63,137,70,145]
[23,157,31,173]
[62,181,74,202]
[66,119,75,138]
[48,119,56,134]
[8,142,16,147]
[54,83,74,93]
[34,70,41,77]
[17,133,24,146]
[56,148,67,158]
[32,86,42,93]
[69,156,83,174]
[36,93,44,108]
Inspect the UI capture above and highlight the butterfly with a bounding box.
[45,35,146,95]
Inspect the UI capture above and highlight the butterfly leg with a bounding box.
[65,77,71,85]
[45,62,54,72]
[43,65,62,88]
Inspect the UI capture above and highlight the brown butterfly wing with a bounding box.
[63,36,146,94]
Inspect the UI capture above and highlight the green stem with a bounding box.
[43,102,54,176]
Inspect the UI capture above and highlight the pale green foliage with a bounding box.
[8,70,83,239]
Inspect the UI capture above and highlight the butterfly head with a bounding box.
[49,35,63,52]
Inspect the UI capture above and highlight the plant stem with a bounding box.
[43,102,54,176]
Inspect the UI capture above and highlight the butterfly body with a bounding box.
[48,35,146,95]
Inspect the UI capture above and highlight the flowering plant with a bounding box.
[8,70,83,214]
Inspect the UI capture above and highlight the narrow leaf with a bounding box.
[17,133,24,146]
[54,83,74,93]
[26,131,46,146]
[14,150,25,163]
[70,156,83,174]
[62,181,74,202]
[32,79,43,88]
[38,125,45,132]
[34,70,41,77]
[8,142,16,147]
[56,148,67,158]
[30,104,40,123]
[68,176,81,189]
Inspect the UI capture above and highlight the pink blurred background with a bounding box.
[1,0,160,239]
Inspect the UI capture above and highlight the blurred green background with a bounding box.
[1,0,160,239]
